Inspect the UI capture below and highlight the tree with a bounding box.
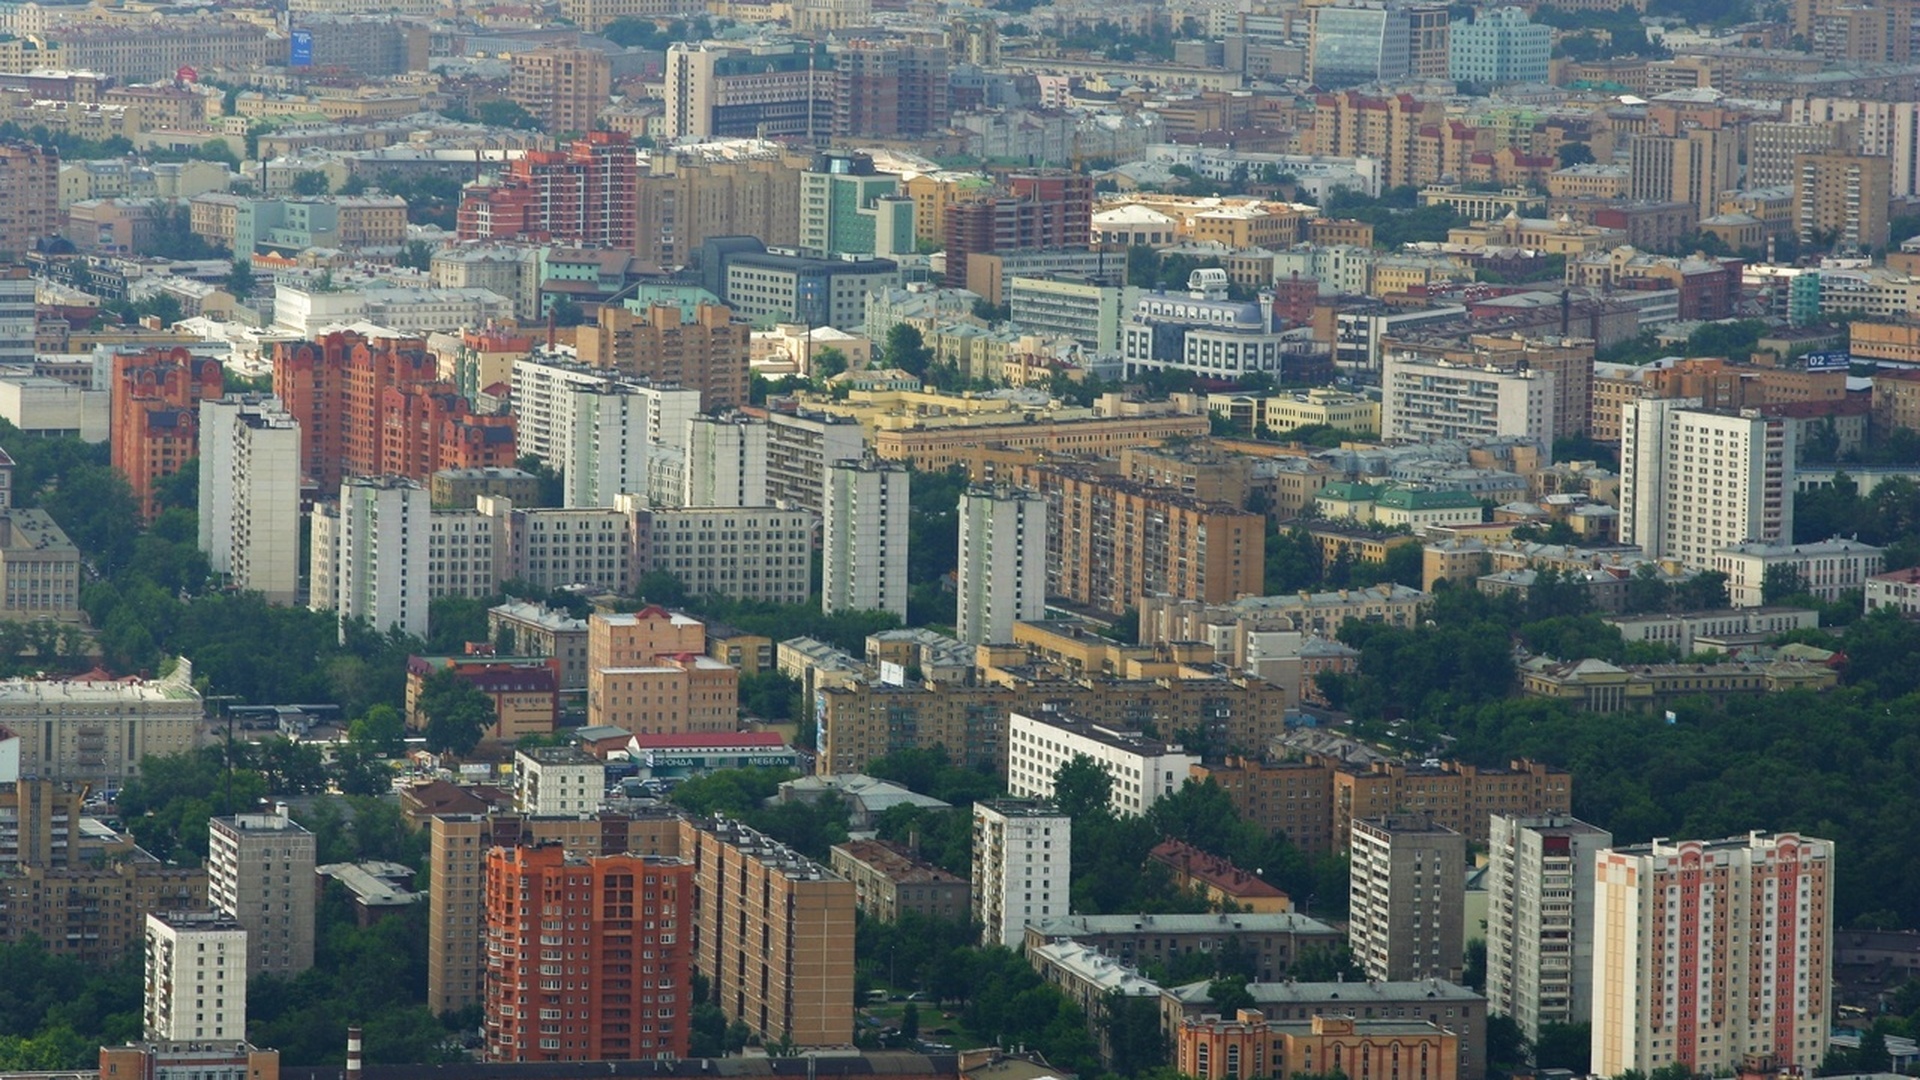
[477,100,540,129]
[397,239,434,272]
[1762,563,1803,605]
[416,668,494,754]
[549,297,586,327]
[1534,1022,1591,1073]
[884,323,932,376]
[1052,754,1113,820]
[224,259,255,299]
[1556,142,1596,167]
[290,170,331,196]
[899,1002,920,1041]
[1486,1014,1531,1070]
[810,346,849,382]
[348,703,406,756]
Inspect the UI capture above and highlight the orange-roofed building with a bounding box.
[1149,838,1294,913]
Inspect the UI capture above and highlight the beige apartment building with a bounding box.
[828,838,970,923]
[209,809,316,977]
[509,47,612,136]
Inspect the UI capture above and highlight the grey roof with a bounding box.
[1027,911,1338,938]
[1165,978,1484,1006]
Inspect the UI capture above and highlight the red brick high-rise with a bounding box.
[457,132,637,249]
[110,347,224,519]
[273,330,516,489]
[942,171,1092,287]
[483,844,693,1063]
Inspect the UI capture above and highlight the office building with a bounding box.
[0,267,33,365]
[1590,833,1833,1077]
[273,329,516,489]
[832,39,947,140]
[1620,398,1795,569]
[425,809,687,1015]
[1713,536,1884,606]
[647,507,816,605]
[1380,354,1555,450]
[942,173,1092,288]
[310,476,431,641]
[455,132,638,250]
[197,396,299,604]
[1785,97,1920,198]
[680,816,854,1047]
[586,606,739,734]
[1349,816,1466,983]
[111,347,225,520]
[1448,7,1550,86]
[822,459,908,619]
[799,151,914,258]
[513,746,607,816]
[1309,3,1412,88]
[483,844,693,1062]
[765,407,866,517]
[488,601,590,691]
[208,807,316,977]
[574,302,750,412]
[1484,815,1612,1044]
[1794,150,1892,251]
[829,839,971,923]
[972,800,1071,948]
[1006,712,1199,817]
[0,140,57,258]
[1120,270,1297,381]
[1011,461,1264,617]
[702,239,901,331]
[956,485,1047,646]
[0,661,201,785]
[507,47,611,136]
[663,41,833,140]
[682,416,769,508]
[143,912,247,1042]
[1748,120,1855,190]
[1007,273,1132,355]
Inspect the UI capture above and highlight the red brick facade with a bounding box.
[110,347,224,519]
[457,132,637,249]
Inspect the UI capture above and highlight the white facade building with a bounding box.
[310,475,431,642]
[683,415,770,508]
[1620,398,1795,569]
[510,356,701,507]
[143,912,248,1042]
[647,507,816,604]
[971,800,1072,948]
[822,459,908,619]
[1484,815,1612,1044]
[208,808,316,977]
[513,746,608,815]
[198,396,301,604]
[1591,833,1833,1077]
[0,371,109,441]
[1380,354,1556,450]
[1712,536,1884,607]
[957,486,1048,646]
[1006,712,1200,817]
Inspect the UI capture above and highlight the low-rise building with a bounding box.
[1865,566,1920,617]
[1159,978,1486,1080]
[405,655,561,743]
[1149,839,1292,912]
[1518,655,1838,713]
[1176,1012,1461,1080]
[1713,537,1885,607]
[511,745,606,815]
[1026,912,1342,983]
[829,838,971,923]
[1029,941,1163,1068]
[486,600,590,692]
[1602,607,1821,656]
[1007,712,1200,816]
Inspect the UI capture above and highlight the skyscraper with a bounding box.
[483,844,693,1062]
[1485,815,1612,1044]
[1447,7,1550,86]
[1619,397,1795,568]
[1349,815,1465,982]
[822,459,909,619]
[1308,2,1412,88]
[144,912,247,1042]
[508,47,612,136]
[1590,833,1833,1077]
[198,395,300,604]
[956,485,1047,645]
[208,807,317,977]
[972,800,1072,948]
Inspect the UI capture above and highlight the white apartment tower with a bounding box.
[971,800,1072,948]
[144,912,248,1042]
[682,415,770,507]
[1380,354,1556,449]
[198,396,300,605]
[957,485,1048,645]
[510,356,702,508]
[1349,815,1466,983]
[1591,832,1833,1078]
[1485,815,1613,1044]
[310,476,431,643]
[822,459,908,619]
[208,807,317,977]
[1620,398,1796,569]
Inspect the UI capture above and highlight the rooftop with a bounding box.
[831,838,967,885]
[1030,941,1162,997]
[1028,911,1338,938]
[1165,977,1483,1005]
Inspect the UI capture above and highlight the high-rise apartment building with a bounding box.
[798,151,914,258]
[943,172,1092,288]
[208,807,316,977]
[111,347,225,519]
[1793,150,1892,251]
[822,459,909,619]
[509,354,701,508]
[682,416,769,508]
[1010,461,1264,617]
[646,507,817,605]
[663,41,834,140]
[1484,815,1612,1044]
[972,800,1071,948]
[1447,6,1550,86]
[508,47,611,136]
[1380,354,1556,449]
[0,140,57,258]
[455,132,637,249]
[765,406,866,517]
[1349,816,1466,983]
[310,476,431,641]
[1747,119,1855,190]
[831,39,949,140]
[1785,97,1920,197]
[144,912,247,1041]
[574,302,749,412]
[273,330,515,489]
[634,146,807,269]
[198,395,300,604]
[1619,397,1795,568]
[1630,127,1739,220]
[680,816,854,1047]
[957,485,1047,645]
[1590,833,1833,1077]
[483,844,693,1062]
[1308,2,1412,88]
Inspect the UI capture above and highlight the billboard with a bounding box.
[290,30,313,67]
[1801,351,1851,371]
